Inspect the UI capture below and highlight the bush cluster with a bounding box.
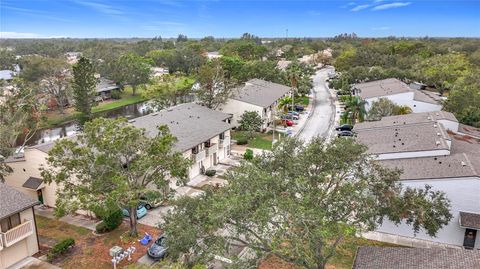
[47,238,75,261]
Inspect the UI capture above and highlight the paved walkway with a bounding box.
[7,257,61,269]
[35,205,100,231]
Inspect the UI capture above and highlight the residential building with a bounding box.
[352,247,480,269]
[353,78,442,113]
[355,113,480,249]
[0,183,40,269]
[130,102,233,179]
[0,70,14,81]
[95,78,120,102]
[219,79,292,131]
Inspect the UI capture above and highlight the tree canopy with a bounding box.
[41,117,191,235]
[162,137,452,269]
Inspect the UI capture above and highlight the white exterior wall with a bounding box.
[375,149,451,160]
[0,208,39,269]
[438,119,460,132]
[219,99,264,128]
[365,92,441,113]
[4,149,58,208]
[376,177,480,248]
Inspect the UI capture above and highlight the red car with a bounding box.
[282,119,294,126]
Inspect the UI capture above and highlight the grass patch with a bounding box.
[36,215,90,241]
[232,131,285,150]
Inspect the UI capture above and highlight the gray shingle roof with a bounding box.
[379,153,479,180]
[354,78,411,99]
[354,78,439,105]
[353,247,480,269]
[356,122,450,155]
[22,177,44,190]
[458,124,480,139]
[130,103,232,152]
[459,211,480,229]
[354,111,458,130]
[0,183,39,219]
[231,79,291,108]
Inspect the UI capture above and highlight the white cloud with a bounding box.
[74,1,124,15]
[350,4,371,12]
[307,10,322,16]
[341,2,356,8]
[0,32,64,39]
[371,26,391,30]
[372,2,411,10]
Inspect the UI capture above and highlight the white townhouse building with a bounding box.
[0,183,40,269]
[3,103,233,211]
[353,78,442,113]
[354,112,480,250]
[219,79,292,131]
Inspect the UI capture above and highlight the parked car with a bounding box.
[122,204,148,219]
[337,130,355,137]
[281,114,299,121]
[335,124,353,131]
[147,234,168,260]
[282,119,294,126]
[294,105,304,112]
[287,111,300,117]
[140,192,162,210]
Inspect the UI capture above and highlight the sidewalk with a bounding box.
[35,205,101,231]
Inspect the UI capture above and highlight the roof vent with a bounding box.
[436,141,441,146]
[427,116,431,120]
[461,161,467,167]
[434,124,438,128]
[437,132,441,136]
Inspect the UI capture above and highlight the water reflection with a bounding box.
[21,101,155,147]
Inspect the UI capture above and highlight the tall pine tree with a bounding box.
[72,57,96,121]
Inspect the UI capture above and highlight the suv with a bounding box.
[335,124,353,131]
[337,130,355,137]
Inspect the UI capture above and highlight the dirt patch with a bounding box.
[36,216,161,269]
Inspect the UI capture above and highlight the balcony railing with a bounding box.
[193,150,206,162]
[0,235,3,251]
[1,220,34,247]
[219,137,230,147]
[206,143,218,155]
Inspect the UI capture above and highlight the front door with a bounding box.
[463,229,477,249]
[37,189,44,204]
[213,152,218,165]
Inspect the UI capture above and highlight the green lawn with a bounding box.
[232,131,285,150]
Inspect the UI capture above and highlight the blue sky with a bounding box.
[1,0,479,38]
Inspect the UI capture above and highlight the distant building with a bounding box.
[353,247,480,269]
[355,112,480,249]
[0,70,15,81]
[353,78,442,113]
[206,51,222,60]
[95,78,120,101]
[219,79,292,131]
[0,183,40,269]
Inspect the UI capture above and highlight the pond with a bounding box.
[21,101,156,147]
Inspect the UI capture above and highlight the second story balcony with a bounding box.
[219,136,231,147]
[206,143,218,155]
[1,220,34,248]
[192,149,206,162]
[0,235,3,251]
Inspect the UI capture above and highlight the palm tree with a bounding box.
[344,96,367,123]
[278,96,293,113]
[395,105,413,115]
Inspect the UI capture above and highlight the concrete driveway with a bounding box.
[297,67,337,141]
[138,205,173,227]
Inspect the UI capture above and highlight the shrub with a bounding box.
[103,209,123,231]
[111,90,122,99]
[95,221,108,234]
[205,170,216,177]
[48,238,75,261]
[244,149,254,160]
[236,138,248,145]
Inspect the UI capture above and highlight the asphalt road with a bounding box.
[297,67,336,141]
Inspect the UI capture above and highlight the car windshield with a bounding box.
[156,237,166,246]
[137,204,144,210]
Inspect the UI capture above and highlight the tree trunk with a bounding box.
[129,206,138,236]
[132,86,137,96]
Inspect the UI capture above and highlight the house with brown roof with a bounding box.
[356,113,480,250]
[353,247,480,269]
[353,78,442,113]
[219,79,292,131]
[0,183,40,269]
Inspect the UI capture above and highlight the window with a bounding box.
[219,132,225,140]
[0,213,21,232]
